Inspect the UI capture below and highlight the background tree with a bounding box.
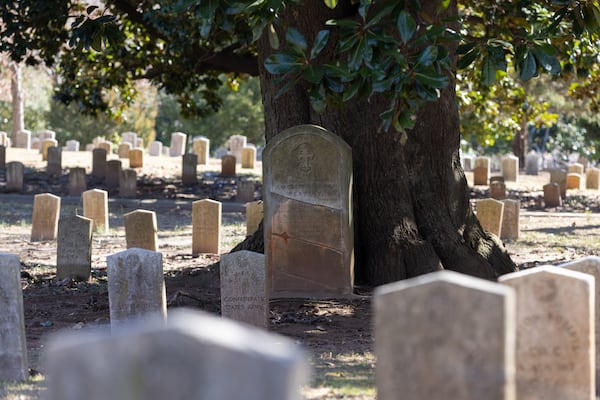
[2,0,599,284]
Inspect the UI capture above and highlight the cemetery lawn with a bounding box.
[4,159,600,399]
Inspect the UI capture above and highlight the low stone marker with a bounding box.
[92,148,107,178]
[246,200,263,236]
[31,193,61,242]
[192,199,222,254]
[559,256,600,395]
[118,142,131,159]
[56,215,93,281]
[229,134,247,161]
[0,131,8,146]
[568,163,585,175]
[473,156,490,185]
[461,155,474,171]
[119,169,137,198]
[15,129,30,149]
[476,198,504,237]
[221,154,237,177]
[182,153,198,185]
[129,148,143,168]
[98,141,113,155]
[169,132,187,157]
[264,125,353,297]
[0,254,29,382]
[586,168,600,190]
[83,189,109,234]
[237,180,255,203]
[45,309,309,400]
[124,210,158,251]
[214,146,228,159]
[192,136,209,165]
[106,159,122,188]
[374,271,516,400]
[47,146,62,177]
[500,199,520,241]
[68,167,87,196]
[567,173,582,190]
[149,141,162,156]
[543,183,562,208]
[501,154,519,182]
[241,146,257,169]
[6,161,24,192]
[220,251,268,328]
[489,181,507,200]
[106,248,166,330]
[41,139,58,161]
[549,169,567,197]
[525,152,540,175]
[65,140,80,152]
[499,266,594,400]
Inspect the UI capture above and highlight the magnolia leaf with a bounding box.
[323,0,338,9]
[397,11,416,44]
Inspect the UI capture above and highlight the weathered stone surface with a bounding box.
[119,169,137,198]
[559,256,600,395]
[65,140,80,152]
[118,143,131,159]
[0,145,5,170]
[237,180,255,203]
[501,155,519,182]
[121,132,137,147]
[229,134,247,162]
[15,130,30,149]
[567,173,582,190]
[182,154,197,185]
[82,189,109,234]
[41,139,58,161]
[0,254,28,382]
[549,169,567,197]
[149,141,162,156]
[192,137,209,165]
[473,166,489,186]
[45,309,309,400]
[124,210,158,251]
[246,200,263,236]
[490,181,507,200]
[500,199,520,241]
[568,163,585,175]
[169,132,187,157]
[68,167,87,196]
[220,251,268,328]
[221,155,236,177]
[106,248,166,330]
[56,215,93,281]
[241,146,257,169]
[31,193,61,242]
[192,199,221,255]
[543,183,562,208]
[499,266,595,400]
[98,141,113,155]
[374,271,516,400]
[476,198,504,237]
[525,152,540,175]
[461,155,474,171]
[586,168,600,190]
[129,149,143,168]
[106,159,122,188]
[264,125,353,297]
[92,148,107,178]
[6,161,24,192]
[47,146,62,177]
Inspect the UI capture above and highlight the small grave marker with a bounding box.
[82,189,109,234]
[56,215,93,281]
[124,209,158,251]
[31,193,61,242]
[192,199,221,255]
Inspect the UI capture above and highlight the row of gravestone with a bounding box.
[4,251,600,399]
[28,190,264,280]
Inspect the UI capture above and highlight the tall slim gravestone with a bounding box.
[124,210,158,251]
[241,146,257,169]
[221,154,236,177]
[82,189,109,234]
[31,193,61,242]
[192,199,221,255]
[499,266,595,400]
[476,198,504,237]
[0,254,28,382]
[45,309,309,400]
[41,139,58,161]
[6,161,24,192]
[473,156,491,185]
[47,146,62,177]
[119,169,137,198]
[68,167,87,196]
[501,155,519,182]
[92,148,108,179]
[182,153,198,185]
[374,271,516,400]
[220,251,268,328]
[543,183,562,208]
[264,125,353,297]
[118,143,131,159]
[56,215,93,281]
[106,248,166,330]
[106,159,122,188]
[169,132,187,157]
[500,199,520,241]
[586,168,600,190]
[149,141,162,156]
[549,169,567,197]
[192,136,209,165]
[229,134,247,162]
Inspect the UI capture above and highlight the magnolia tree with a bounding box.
[2,0,599,284]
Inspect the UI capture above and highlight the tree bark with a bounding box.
[242,0,517,285]
[10,62,24,142]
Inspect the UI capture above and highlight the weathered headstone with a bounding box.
[476,198,504,237]
[135,138,144,149]
[169,132,187,157]
[501,154,519,182]
[192,199,221,255]
[41,139,58,161]
[221,154,237,177]
[241,146,257,169]
[30,138,40,151]
[119,169,137,198]
[567,173,582,190]
[124,210,158,251]
[461,155,474,171]
[246,200,263,236]
[65,140,80,152]
[68,167,87,196]
[128,148,143,168]
[214,146,228,159]
[549,169,567,197]
[15,129,31,149]
[106,248,166,330]
[82,189,109,234]
[500,199,520,241]
[47,146,62,177]
[264,125,353,297]
[543,183,562,208]
[568,163,585,175]
[499,267,594,400]
[586,168,600,190]
[237,180,255,203]
[0,254,28,382]
[559,256,600,395]
[181,153,198,185]
[489,181,507,200]
[374,271,516,400]
[45,309,309,400]
[98,141,113,155]
[6,161,24,192]
[39,129,56,141]
[229,134,247,162]
[525,152,540,175]
[220,251,268,328]
[106,159,122,188]
[121,131,137,146]
[192,136,209,165]
[31,193,61,242]
[118,142,131,159]
[149,141,162,156]
[473,156,491,185]
[92,148,108,179]
[56,215,93,281]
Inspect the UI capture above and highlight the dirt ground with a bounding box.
[2,148,600,399]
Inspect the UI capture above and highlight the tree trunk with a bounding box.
[244,0,517,285]
[10,62,24,142]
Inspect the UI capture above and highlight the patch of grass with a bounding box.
[311,352,376,397]
[0,374,46,400]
